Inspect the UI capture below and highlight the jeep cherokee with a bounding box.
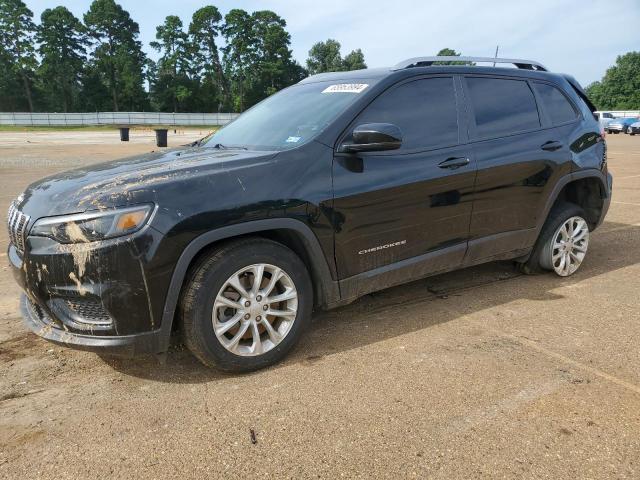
[7,56,612,372]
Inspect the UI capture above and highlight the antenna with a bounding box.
[493,45,499,67]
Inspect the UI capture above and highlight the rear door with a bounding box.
[332,76,476,279]
[462,75,574,262]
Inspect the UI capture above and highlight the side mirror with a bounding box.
[339,123,403,153]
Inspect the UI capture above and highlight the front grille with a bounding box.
[7,202,30,252]
[64,299,113,327]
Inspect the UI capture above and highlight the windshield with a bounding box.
[204,81,373,151]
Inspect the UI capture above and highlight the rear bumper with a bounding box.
[598,172,613,229]
[20,294,165,357]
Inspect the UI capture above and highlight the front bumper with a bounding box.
[20,294,165,356]
[8,225,176,356]
[607,125,624,132]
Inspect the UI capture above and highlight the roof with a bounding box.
[299,56,555,85]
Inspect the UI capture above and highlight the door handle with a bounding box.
[438,157,470,169]
[541,140,564,151]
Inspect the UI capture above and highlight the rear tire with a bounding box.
[180,238,313,372]
[517,202,589,277]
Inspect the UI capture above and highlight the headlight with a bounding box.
[30,205,154,244]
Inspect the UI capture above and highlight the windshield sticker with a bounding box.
[286,136,302,143]
[322,83,369,94]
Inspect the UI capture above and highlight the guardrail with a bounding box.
[0,112,240,126]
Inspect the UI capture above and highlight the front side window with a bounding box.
[466,77,540,138]
[204,80,376,150]
[533,82,578,125]
[352,77,459,151]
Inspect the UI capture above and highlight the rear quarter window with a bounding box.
[532,82,578,125]
[466,77,540,139]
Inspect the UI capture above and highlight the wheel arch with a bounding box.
[156,219,340,351]
[538,170,610,234]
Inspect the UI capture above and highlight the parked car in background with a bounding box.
[595,111,616,130]
[607,117,639,134]
[629,120,640,136]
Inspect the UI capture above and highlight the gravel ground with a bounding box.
[1,130,639,479]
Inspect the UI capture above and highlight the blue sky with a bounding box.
[26,0,640,86]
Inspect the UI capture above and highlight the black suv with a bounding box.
[7,56,612,371]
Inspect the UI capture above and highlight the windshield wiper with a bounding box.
[213,143,248,150]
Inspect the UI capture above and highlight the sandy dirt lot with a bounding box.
[1,130,639,479]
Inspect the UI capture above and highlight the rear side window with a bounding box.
[354,77,458,151]
[532,82,578,125]
[466,77,540,138]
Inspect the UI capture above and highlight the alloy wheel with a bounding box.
[212,264,298,356]
[549,216,589,276]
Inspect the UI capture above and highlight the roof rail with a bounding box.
[392,56,548,72]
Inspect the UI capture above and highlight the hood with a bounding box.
[15,147,278,220]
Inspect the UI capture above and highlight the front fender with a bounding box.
[155,218,341,352]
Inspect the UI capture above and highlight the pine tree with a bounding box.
[84,0,148,111]
[0,0,38,111]
[189,6,228,111]
[36,6,87,112]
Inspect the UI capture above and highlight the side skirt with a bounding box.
[336,243,466,307]
[330,231,535,309]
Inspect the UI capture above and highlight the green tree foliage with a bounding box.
[0,0,37,111]
[84,0,148,111]
[0,3,365,112]
[222,9,254,112]
[342,49,367,71]
[223,9,304,112]
[306,39,367,74]
[36,6,87,112]
[189,5,228,111]
[586,52,640,110]
[433,48,473,65]
[248,11,305,101]
[150,15,195,112]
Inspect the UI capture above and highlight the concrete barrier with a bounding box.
[0,112,240,126]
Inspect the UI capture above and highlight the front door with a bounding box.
[332,76,476,279]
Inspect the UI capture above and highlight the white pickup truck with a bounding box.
[594,111,616,130]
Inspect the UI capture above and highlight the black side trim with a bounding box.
[464,229,535,265]
[157,219,340,352]
[338,243,466,305]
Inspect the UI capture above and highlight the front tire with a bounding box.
[180,238,313,372]
[518,203,589,277]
